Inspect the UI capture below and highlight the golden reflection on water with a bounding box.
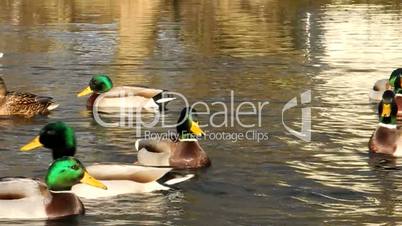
[1,0,402,224]
[289,3,402,218]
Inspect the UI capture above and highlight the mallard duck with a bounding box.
[369,79,391,101]
[385,69,402,119]
[77,74,175,112]
[0,157,106,219]
[20,121,192,199]
[135,107,211,169]
[370,69,402,101]
[0,76,59,117]
[368,90,402,156]
[369,69,402,101]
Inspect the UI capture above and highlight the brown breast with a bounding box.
[396,96,402,120]
[87,93,100,109]
[45,192,84,219]
[169,141,211,169]
[369,126,397,155]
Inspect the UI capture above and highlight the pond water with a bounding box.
[1,0,402,225]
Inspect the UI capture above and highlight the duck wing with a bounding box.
[0,177,48,199]
[86,164,172,183]
[0,177,83,219]
[134,139,173,166]
[5,91,57,115]
[105,86,163,99]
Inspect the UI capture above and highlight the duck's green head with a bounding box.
[20,121,76,160]
[45,156,107,191]
[176,107,205,140]
[389,68,402,93]
[379,90,397,124]
[77,74,113,97]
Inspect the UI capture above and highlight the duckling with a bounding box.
[135,107,211,169]
[77,74,175,112]
[20,121,192,199]
[368,90,402,156]
[0,76,58,117]
[0,157,106,219]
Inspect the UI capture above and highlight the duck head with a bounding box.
[21,121,76,160]
[77,74,113,97]
[176,107,205,140]
[379,90,397,125]
[389,68,402,94]
[46,156,107,191]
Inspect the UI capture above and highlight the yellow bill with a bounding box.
[20,136,43,151]
[382,103,391,117]
[77,86,93,97]
[190,121,205,136]
[80,171,107,190]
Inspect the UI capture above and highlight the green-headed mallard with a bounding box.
[135,107,211,169]
[77,74,175,112]
[0,157,106,219]
[0,76,59,117]
[368,90,402,156]
[369,69,402,101]
[386,69,402,119]
[20,121,192,199]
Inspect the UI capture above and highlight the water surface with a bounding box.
[1,0,402,225]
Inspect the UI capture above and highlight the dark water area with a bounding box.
[1,0,402,225]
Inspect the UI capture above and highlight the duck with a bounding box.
[385,69,402,120]
[368,90,402,156]
[369,69,402,101]
[0,76,59,117]
[77,74,175,112]
[20,121,193,199]
[0,157,106,219]
[369,79,391,101]
[134,107,211,169]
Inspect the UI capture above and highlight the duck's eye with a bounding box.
[90,79,97,88]
[47,130,56,136]
[70,164,79,170]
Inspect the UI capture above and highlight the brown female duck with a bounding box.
[0,76,58,117]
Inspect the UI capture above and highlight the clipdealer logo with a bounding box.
[92,90,312,142]
[281,90,311,142]
[143,130,269,143]
[203,130,269,142]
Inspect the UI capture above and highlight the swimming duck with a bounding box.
[386,69,402,119]
[0,157,106,219]
[369,69,402,101]
[20,121,192,199]
[369,79,391,101]
[0,76,59,117]
[368,90,402,156]
[134,107,211,169]
[77,74,175,112]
